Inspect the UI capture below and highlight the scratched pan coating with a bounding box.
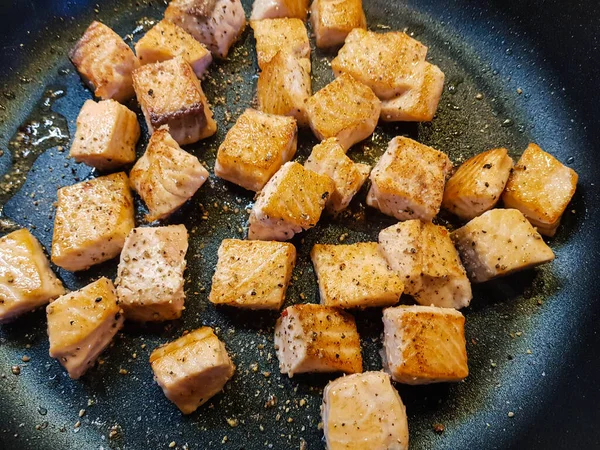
[0,0,599,449]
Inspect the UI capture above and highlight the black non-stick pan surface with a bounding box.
[0,0,599,449]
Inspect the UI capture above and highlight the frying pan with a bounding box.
[0,0,598,448]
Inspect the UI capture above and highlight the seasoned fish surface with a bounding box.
[250,0,310,21]
[250,18,310,69]
[310,0,366,49]
[0,229,65,323]
[70,21,140,102]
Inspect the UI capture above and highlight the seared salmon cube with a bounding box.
[250,18,310,69]
[443,148,514,220]
[322,372,409,450]
[304,138,370,213]
[310,0,366,49]
[257,51,312,126]
[380,62,445,122]
[215,109,297,191]
[130,127,209,221]
[311,243,404,309]
[132,56,217,145]
[69,21,140,102]
[378,220,472,310]
[150,327,235,414]
[115,225,188,322]
[274,304,362,377]
[135,19,213,78]
[0,229,65,323]
[331,29,428,100]
[209,239,296,310]
[367,136,452,221]
[382,305,468,384]
[47,277,124,379]
[248,162,334,241]
[250,0,310,21]
[165,0,247,59]
[305,73,381,151]
[502,143,578,236]
[69,99,140,171]
[51,172,135,272]
[451,208,555,283]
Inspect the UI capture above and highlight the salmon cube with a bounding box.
[47,277,124,379]
[378,220,472,309]
[250,18,310,69]
[250,0,310,21]
[322,372,409,450]
[331,29,428,100]
[115,225,188,322]
[209,239,296,310]
[215,109,297,192]
[310,0,366,49]
[0,229,65,323]
[304,138,370,213]
[69,21,140,102]
[51,172,134,272]
[502,143,578,236]
[380,62,445,122]
[249,162,334,241]
[257,51,312,126]
[443,148,514,220]
[165,0,247,59]
[306,73,381,151]
[69,99,140,171]
[451,208,555,283]
[274,304,362,377]
[132,56,217,145]
[150,327,235,414]
[311,243,404,309]
[382,305,468,384]
[367,137,452,221]
[130,127,209,221]
[135,19,213,78]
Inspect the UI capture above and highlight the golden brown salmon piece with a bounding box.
[311,243,404,309]
[250,0,310,20]
[305,73,381,151]
[367,136,452,221]
[274,304,362,377]
[379,220,472,310]
[209,239,296,310]
[51,172,134,272]
[257,51,312,126]
[310,0,366,49]
[322,372,409,450]
[135,19,213,78]
[250,18,310,69]
[150,327,235,414]
[165,0,246,59]
[380,62,445,122]
[130,127,209,221]
[69,21,140,102]
[0,229,65,323]
[132,56,217,145]
[248,162,334,241]
[451,208,555,283]
[331,29,428,100]
[443,148,514,220]
[69,99,140,171]
[214,108,297,191]
[304,138,370,213]
[47,278,124,379]
[502,143,578,236]
[115,225,188,322]
[382,305,468,385]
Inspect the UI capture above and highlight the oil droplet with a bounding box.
[567,156,575,164]
[38,406,48,416]
[501,119,514,128]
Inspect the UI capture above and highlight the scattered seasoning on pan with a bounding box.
[169,441,176,448]
[21,355,30,362]
[507,412,515,418]
[11,365,21,375]
[226,418,239,428]
[78,409,86,418]
[433,423,445,433]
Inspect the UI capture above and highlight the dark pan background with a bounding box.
[0,0,599,449]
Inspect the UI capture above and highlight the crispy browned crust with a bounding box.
[149,102,205,128]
